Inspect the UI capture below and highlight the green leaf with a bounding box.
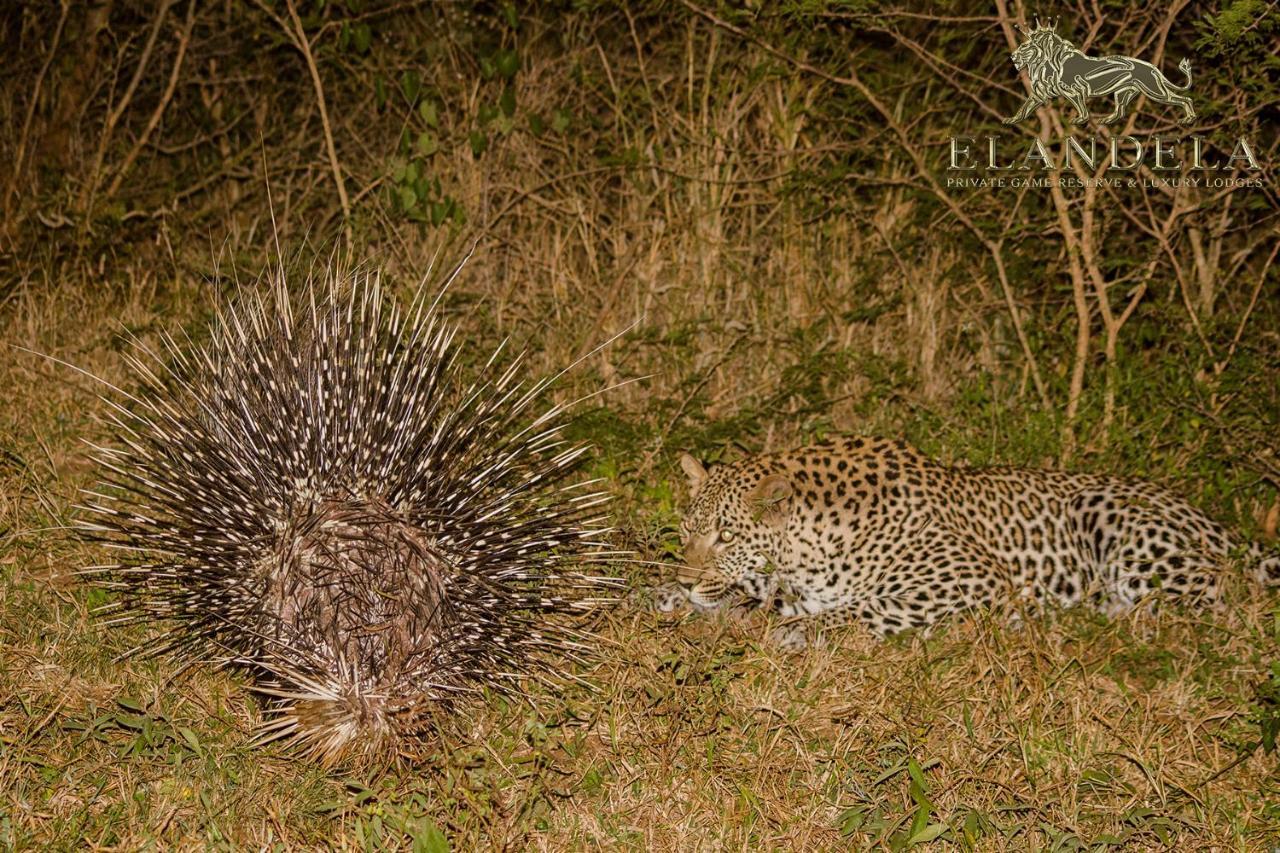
[400,69,422,104]
[469,131,488,158]
[551,108,571,134]
[348,783,376,806]
[115,713,145,732]
[908,778,933,810]
[178,726,202,756]
[528,113,545,136]
[906,758,929,792]
[397,185,418,211]
[580,768,603,793]
[963,810,984,842]
[353,23,371,54]
[411,824,449,853]
[374,75,387,109]
[873,758,907,785]
[416,131,438,157]
[907,823,948,845]
[496,49,520,80]
[499,86,516,118]
[501,2,518,30]
[418,99,438,128]
[837,806,867,836]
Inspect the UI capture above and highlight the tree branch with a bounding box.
[283,0,352,245]
[104,0,198,201]
[678,0,1051,409]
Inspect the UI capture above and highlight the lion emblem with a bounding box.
[1003,19,1195,126]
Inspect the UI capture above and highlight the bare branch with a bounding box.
[104,0,198,201]
[81,0,173,216]
[282,0,352,246]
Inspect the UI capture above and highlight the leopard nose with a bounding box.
[677,543,707,585]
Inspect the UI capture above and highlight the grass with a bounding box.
[1,259,1279,849]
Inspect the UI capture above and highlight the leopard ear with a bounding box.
[679,453,708,494]
[750,473,793,525]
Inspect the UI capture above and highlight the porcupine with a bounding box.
[78,262,618,766]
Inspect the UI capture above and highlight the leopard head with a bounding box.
[675,453,792,610]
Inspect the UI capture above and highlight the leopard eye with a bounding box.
[718,529,735,543]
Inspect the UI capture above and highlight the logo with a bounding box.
[942,17,1265,189]
[1003,18,1195,127]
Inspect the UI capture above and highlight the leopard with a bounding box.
[653,437,1279,649]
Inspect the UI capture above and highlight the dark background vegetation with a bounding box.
[1,0,1278,847]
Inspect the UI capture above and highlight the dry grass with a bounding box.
[1,251,1278,850]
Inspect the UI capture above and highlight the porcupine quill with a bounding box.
[74,260,622,766]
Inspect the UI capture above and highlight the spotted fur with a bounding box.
[657,437,1279,648]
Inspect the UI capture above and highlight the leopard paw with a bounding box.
[768,621,810,652]
[648,582,692,614]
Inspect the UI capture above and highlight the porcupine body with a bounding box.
[81,265,616,765]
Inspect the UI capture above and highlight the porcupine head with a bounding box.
[81,264,614,767]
